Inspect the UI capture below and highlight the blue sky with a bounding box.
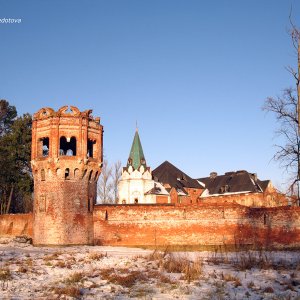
[1,0,299,189]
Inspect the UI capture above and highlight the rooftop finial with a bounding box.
[136,120,138,132]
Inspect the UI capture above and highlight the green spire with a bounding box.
[127,129,147,170]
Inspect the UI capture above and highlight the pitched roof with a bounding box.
[127,130,147,170]
[153,161,202,190]
[198,170,269,195]
[145,182,169,195]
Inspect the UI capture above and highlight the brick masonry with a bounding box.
[93,204,300,249]
[30,106,103,245]
[0,213,33,237]
[1,204,299,248]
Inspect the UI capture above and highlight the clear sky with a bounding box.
[1,0,300,189]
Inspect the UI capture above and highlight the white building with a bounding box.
[118,130,169,204]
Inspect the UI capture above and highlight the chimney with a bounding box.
[251,173,257,181]
[210,172,218,179]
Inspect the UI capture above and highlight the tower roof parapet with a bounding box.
[33,105,100,124]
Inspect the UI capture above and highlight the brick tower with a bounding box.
[31,106,103,246]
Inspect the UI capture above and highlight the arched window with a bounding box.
[87,139,96,158]
[74,168,79,178]
[59,136,76,156]
[88,170,93,181]
[40,137,49,157]
[105,210,108,221]
[94,171,98,181]
[82,169,87,178]
[65,168,70,180]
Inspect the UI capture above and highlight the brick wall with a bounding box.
[1,204,299,249]
[93,204,300,249]
[0,214,33,237]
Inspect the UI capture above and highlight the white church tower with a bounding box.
[118,129,157,204]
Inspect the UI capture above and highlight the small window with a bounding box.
[263,214,267,225]
[134,198,138,204]
[82,169,87,178]
[41,169,45,181]
[94,171,98,181]
[105,210,108,221]
[87,139,96,158]
[88,197,93,212]
[74,168,79,178]
[65,168,70,180]
[88,170,93,181]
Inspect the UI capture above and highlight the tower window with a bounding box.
[59,136,76,156]
[87,139,96,158]
[39,137,49,157]
[264,213,267,225]
[65,168,70,180]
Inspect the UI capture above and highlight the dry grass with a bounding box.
[43,252,61,263]
[263,286,274,293]
[52,286,81,298]
[99,268,147,288]
[64,272,84,284]
[247,281,255,289]
[88,252,105,261]
[0,268,11,281]
[17,266,28,273]
[221,273,242,287]
[161,254,203,283]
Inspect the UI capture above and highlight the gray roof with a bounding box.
[198,170,270,195]
[153,161,202,191]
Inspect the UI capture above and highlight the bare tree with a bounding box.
[263,19,300,204]
[97,159,113,203]
[111,160,122,203]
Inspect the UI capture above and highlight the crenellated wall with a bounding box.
[0,204,299,249]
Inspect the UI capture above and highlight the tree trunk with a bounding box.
[5,186,13,214]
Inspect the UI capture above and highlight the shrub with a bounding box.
[0,268,11,281]
[99,268,147,288]
[88,252,105,261]
[65,272,84,284]
[264,286,274,293]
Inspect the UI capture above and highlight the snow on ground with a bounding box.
[0,237,299,299]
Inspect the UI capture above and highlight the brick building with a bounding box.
[31,106,103,245]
